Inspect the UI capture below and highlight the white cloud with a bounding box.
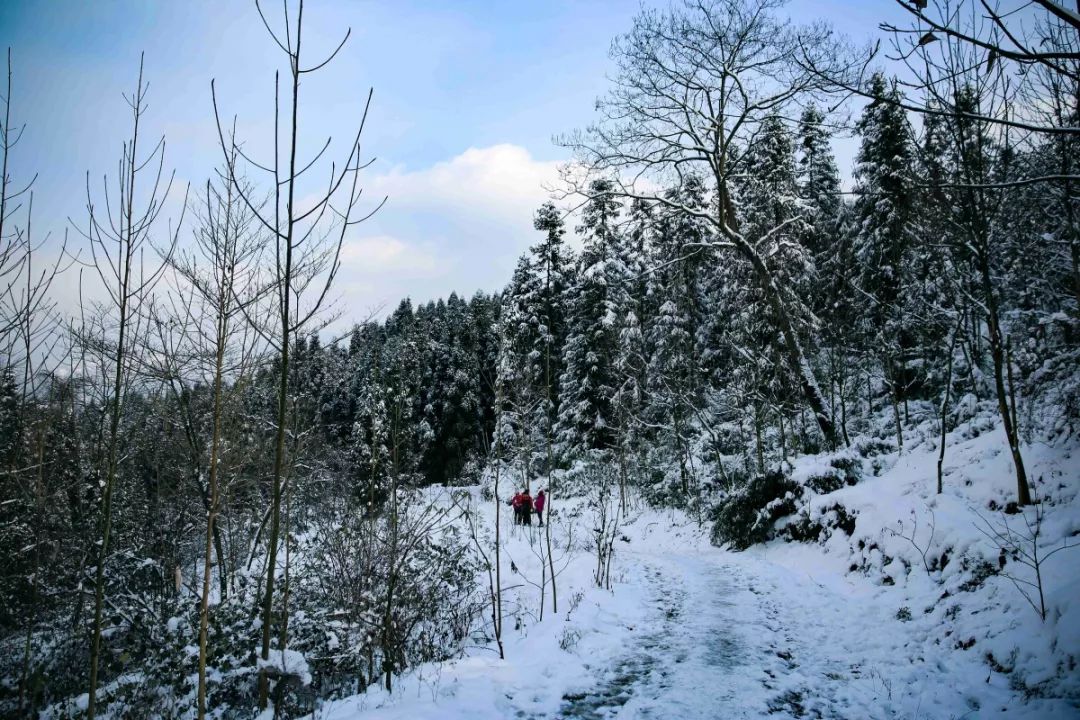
[339,235,443,277]
[369,144,562,225]
[333,144,565,324]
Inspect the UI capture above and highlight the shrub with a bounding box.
[855,438,894,458]
[830,456,862,485]
[710,470,801,550]
[778,503,857,543]
[799,453,862,496]
[803,471,845,494]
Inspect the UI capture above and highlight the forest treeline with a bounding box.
[0,0,1077,717]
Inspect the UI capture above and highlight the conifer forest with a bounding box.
[0,1,1078,718]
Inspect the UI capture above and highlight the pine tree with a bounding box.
[732,114,813,456]
[741,114,803,244]
[527,202,573,466]
[352,360,392,512]
[796,106,842,260]
[642,178,713,500]
[796,106,855,445]
[617,198,656,451]
[557,179,628,461]
[496,256,539,475]
[852,74,917,447]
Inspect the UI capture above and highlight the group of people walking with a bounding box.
[510,488,545,526]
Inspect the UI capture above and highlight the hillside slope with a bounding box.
[304,407,1079,719]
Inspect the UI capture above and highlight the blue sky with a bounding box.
[1,0,905,327]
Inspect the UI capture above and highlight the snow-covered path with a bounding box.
[556,552,743,719]
[554,543,1050,720]
[553,548,875,720]
[313,510,1071,720]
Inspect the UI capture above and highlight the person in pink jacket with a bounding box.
[534,489,546,526]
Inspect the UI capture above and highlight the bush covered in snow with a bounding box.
[709,470,801,550]
[797,453,862,494]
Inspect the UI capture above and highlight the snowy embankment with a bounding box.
[307,407,1079,720]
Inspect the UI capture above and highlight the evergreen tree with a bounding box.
[557,179,628,460]
[527,202,573,461]
[495,203,574,478]
[735,114,813,448]
[796,106,842,256]
[616,198,657,451]
[643,178,713,498]
[796,105,856,444]
[852,74,917,442]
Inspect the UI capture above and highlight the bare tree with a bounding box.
[7,212,72,720]
[211,0,383,707]
[147,145,268,719]
[976,487,1078,621]
[0,51,79,716]
[74,54,186,719]
[0,48,36,353]
[876,4,1047,504]
[560,0,840,445]
[801,0,1080,142]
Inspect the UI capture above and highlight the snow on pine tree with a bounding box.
[739,113,811,303]
[557,179,630,466]
[731,113,814,459]
[795,105,858,445]
[907,105,957,390]
[497,202,574,478]
[424,293,484,486]
[613,198,656,480]
[643,178,713,503]
[528,202,573,455]
[351,363,393,511]
[796,105,843,276]
[467,291,501,465]
[496,255,541,478]
[381,299,433,483]
[851,74,917,449]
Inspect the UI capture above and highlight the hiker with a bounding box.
[534,489,546,526]
[510,491,523,525]
[520,489,533,526]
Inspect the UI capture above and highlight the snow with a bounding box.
[259,648,313,687]
[304,406,1080,719]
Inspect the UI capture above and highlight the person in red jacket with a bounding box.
[510,492,524,525]
[534,489,546,526]
[520,490,533,525]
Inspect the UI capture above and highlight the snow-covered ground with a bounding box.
[305,407,1080,720]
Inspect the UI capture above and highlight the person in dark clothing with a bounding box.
[534,489,546,526]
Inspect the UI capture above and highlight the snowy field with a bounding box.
[301,407,1080,720]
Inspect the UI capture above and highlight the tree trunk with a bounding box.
[88,64,144,715]
[887,357,904,454]
[259,19,303,709]
[197,311,228,720]
[754,404,765,475]
[752,258,836,446]
[712,192,837,447]
[978,253,1032,506]
[778,412,787,464]
[838,363,851,447]
[493,451,504,659]
[544,344,557,615]
[937,318,961,495]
